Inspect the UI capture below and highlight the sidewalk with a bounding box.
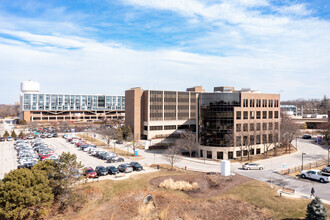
[277,189,330,205]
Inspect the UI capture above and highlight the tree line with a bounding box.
[281,95,330,114]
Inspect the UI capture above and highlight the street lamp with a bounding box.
[301,152,306,171]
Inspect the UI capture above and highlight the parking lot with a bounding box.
[0,140,17,179]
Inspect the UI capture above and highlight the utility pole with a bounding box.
[301,152,306,171]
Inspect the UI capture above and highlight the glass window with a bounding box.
[275,122,279,130]
[275,111,279,118]
[243,123,248,132]
[262,123,267,130]
[217,152,223,160]
[268,111,273,119]
[269,122,273,130]
[262,111,267,119]
[256,123,261,131]
[150,126,163,131]
[250,123,254,131]
[243,111,248,119]
[236,124,241,132]
[250,111,255,119]
[256,111,261,119]
[207,151,212,159]
[236,111,241,120]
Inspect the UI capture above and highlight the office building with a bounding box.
[126,86,280,160]
[20,81,125,122]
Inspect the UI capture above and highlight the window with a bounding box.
[275,122,279,130]
[262,123,267,130]
[243,111,248,119]
[250,149,254,155]
[236,136,241,146]
[243,136,248,145]
[256,149,261,154]
[217,152,223,160]
[236,111,241,120]
[243,150,248,156]
[207,151,212,159]
[256,135,261,144]
[200,150,203,158]
[275,133,279,142]
[250,99,255,107]
[250,111,255,119]
[144,126,148,131]
[236,151,241,157]
[243,123,248,131]
[256,99,261,107]
[262,99,267,107]
[275,111,279,118]
[256,123,261,131]
[268,134,273,143]
[250,123,254,131]
[269,111,273,119]
[268,100,273,107]
[228,152,233,159]
[256,111,261,119]
[236,124,241,132]
[243,99,248,107]
[149,126,163,131]
[164,125,176,130]
[269,122,273,130]
[250,135,255,145]
[262,134,267,144]
[262,111,267,119]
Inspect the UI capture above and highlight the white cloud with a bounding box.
[276,4,312,16]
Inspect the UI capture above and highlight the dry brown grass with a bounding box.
[159,178,199,191]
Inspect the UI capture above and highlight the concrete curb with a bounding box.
[277,189,330,205]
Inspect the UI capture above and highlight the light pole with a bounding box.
[301,152,306,171]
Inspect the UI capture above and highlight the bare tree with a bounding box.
[162,145,181,169]
[318,121,330,145]
[100,127,120,148]
[175,130,197,157]
[280,113,300,153]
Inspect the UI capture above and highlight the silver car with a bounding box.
[242,163,264,170]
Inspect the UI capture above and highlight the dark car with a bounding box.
[117,164,133,173]
[95,165,108,176]
[115,140,123,144]
[106,166,119,175]
[302,134,312,139]
[129,162,143,171]
[52,133,58,138]
[0,137,4,142]
[322,166,330,173]
[40,134,46,139]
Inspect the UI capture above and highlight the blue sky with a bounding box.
[0,0,329,104]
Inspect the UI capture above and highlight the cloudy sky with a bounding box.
[0,0,329,104]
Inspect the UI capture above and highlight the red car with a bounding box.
[84,167,97,178]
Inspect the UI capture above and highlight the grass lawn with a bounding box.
[50,169,330,220]
[222,180,330,220]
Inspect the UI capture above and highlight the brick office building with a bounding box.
[125,86,280,160]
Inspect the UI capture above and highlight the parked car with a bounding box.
[117,164,133,173]
[107,156,124,163]
[321,166,330,173]
[301,169,330,183]
[7,136,13,141]
[115,140,123,144]
[0,137,4,142]
[95,165,108,176]
[302,134,312,139]
[17,162,35,169]
[106,166,119,175]
[52,133,58,138]
[40,134,46,138]
[242,163,264,170]
[129,162,143,171]
[84,167,98,178]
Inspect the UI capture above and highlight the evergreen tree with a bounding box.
[0,168,54,219]
[3,131,9,138]
[19,131,24,139]
[11,130,17,138]
[306,197,328,220]
[121,125,132,141]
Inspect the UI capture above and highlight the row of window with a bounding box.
[236,133,279,146]
[236,122,279,132]
[200,149,262,160]
[242,99,279,108]
[236,111,279,120]
[145,125,196,131]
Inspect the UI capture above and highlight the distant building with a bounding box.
[126,86,280,160]
[20,81,125,123]
[281,105,297,116]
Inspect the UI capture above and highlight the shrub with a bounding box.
[159,178,198,191]
[0,168,54,219]
[306,197,328,220]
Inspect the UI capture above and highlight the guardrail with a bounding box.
[278,159,328,174]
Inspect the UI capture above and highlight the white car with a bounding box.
[301,169,330,183]
[7,137,13,141]
[242,163,264,170]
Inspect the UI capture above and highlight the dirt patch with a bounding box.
[149,173,252,198]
